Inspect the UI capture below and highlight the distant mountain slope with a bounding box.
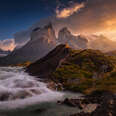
[0,23,116,66]
[0,23,57,65]
[105,50,116,56]
[0,49,11,57]
[88,35,116,52]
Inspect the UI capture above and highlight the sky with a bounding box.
[0,0,54,40]
[0,0,85,40]
[0,0,116,51]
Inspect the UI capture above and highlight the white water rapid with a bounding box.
[0,67,63,110]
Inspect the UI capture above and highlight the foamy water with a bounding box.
[0,67,63,110]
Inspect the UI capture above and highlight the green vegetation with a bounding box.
[52,49,116,94]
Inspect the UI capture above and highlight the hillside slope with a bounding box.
[26,44,116,94]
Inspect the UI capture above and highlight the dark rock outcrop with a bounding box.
[70,112,90,116]
[91,91,116,116]
[58,98,84,108]
[26,44,71,77]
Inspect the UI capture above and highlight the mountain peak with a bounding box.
[44,22,53,29]
[32,22,53,33]
[58,27,73,44]
[31,22,56,43]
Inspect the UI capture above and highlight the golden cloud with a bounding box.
[56,3,85,18]
[0,39,16,51]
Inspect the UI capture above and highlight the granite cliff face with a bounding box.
[1,23,116,66]
[58,27,88,49]
[58,28,116,52]
[0,23,57,65]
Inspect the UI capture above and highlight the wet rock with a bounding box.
[85,91,116,104]
[91,94,116,116]
[30,89,41,95]
[47,81,64,91]
[63,98,78,107]
[83,104,98,113]
[47,81,56,90]
[31,108,46,113]
[55,83,64,91]
[58,98,83,109]
[70,91,116,116]
[9,90,32,100]
[70,112,90,116]
[0,92,11,101]
[14,80,37,88]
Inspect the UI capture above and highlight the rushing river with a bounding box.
[0,67,82,116]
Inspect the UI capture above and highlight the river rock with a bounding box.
[58,98,84,108]
[0,92,11,101]
[91,93,116,116]
[29,88,41,95]
[70,91,116,116]
[83,104,98,113]
[9,90,33,100]
[70,112,90,116]
[47,81,64,91]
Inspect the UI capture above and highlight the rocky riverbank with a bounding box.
[58,91,116,116]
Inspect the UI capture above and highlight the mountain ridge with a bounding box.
[0,23,57,65]
[0,23,116,65]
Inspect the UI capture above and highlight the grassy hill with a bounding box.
[27,44,116,94]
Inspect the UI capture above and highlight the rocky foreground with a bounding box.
[58,91,116,116]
